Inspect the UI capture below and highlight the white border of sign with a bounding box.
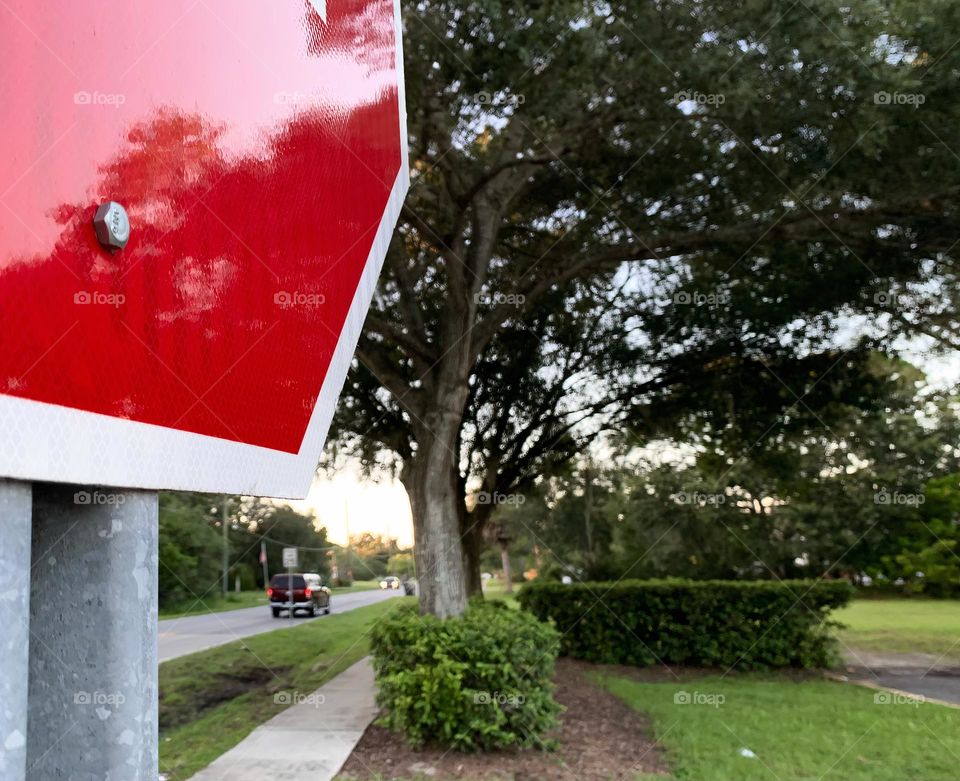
[0,0,409,499]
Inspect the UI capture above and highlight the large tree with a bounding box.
[613,361,960,581]
[333,0,960,616]
[489,358,960,584]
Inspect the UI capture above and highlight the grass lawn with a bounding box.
[836,598,960,661]
[337,579,384,593]
[481,577,522,609]
[159,597,411,780]
[480,576,512,595]
[595,671,960,781]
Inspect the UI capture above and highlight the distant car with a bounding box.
[379,576,401,590]
[268,573,331,617]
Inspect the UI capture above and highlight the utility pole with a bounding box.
[344,495,353,580]
[498,528,513,594]
[222,495,229,598]
[584,458,595,565]
[260,540,270,589]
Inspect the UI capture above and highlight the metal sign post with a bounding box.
[27,486,158,778]
[0,481,31,780]
[283,547,299,623]
[0,1,408,778]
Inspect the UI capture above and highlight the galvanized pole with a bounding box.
[0,481,32,781]
[260,540,269,589]
[222,495,229,598]
[344,496,353,581]
[27,485,158,780]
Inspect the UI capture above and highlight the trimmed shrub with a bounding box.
[517,579,854,670]
[370,600,562,750]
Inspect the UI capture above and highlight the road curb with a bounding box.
[824,671,960,710]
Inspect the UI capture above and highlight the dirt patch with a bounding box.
[596,662,824,684]
[589,662,714,683]
[160,666,287,729]
[338,658,668,780]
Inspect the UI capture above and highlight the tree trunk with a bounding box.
[500,542,513,593]
[583,463,594,563]
[460,509,484,598]
[397,336,476,617]
[401,427,469,618]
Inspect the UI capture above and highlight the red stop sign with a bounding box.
[0,0,408,496]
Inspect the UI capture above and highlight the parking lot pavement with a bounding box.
[840,649,960,707]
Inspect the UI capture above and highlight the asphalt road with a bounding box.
[159,588,402,662]
[842,649,960,706]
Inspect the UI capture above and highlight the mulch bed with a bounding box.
[338,658,669,780]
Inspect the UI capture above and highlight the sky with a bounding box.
[287,460,414,548]
[289,333,958,550]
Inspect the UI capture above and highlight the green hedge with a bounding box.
[517,579,854,669]
[370,600,562,750]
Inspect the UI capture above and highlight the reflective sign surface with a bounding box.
[0,0,407,495]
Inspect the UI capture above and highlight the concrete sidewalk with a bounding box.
[188,657,378,781]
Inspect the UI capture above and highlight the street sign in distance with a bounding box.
[282,548,299,569]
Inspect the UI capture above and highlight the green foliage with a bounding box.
[370,601,562,750]
[536,561,569,583]
[232,564,258,592]
[249,504,331,579]
[158,493,332,607]
[889,539,960,595]
[494,362,959,589]
[882,473,960,595]
[158,493,224,608]
[387,552,416,578]
[518,579,854,669]
[336,534,409,581]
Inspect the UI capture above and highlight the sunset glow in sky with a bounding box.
[287,460,414,548]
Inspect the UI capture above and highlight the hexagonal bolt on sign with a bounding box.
[93,201,131,250]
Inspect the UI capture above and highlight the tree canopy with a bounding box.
[332,0,960,616]
[492,357,960,589]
